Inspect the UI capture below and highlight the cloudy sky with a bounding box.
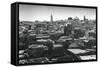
[19,4,96,21]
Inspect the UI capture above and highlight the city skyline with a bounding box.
[19,4,96,21]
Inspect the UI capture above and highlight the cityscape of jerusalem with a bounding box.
[18,5,96,64]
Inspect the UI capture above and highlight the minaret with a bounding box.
[84,16,86,21]
[50,14,53,23]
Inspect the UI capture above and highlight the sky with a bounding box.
[19,4,96,21]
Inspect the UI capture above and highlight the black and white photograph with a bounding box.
[18,3,97,65]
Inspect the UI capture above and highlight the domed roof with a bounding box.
[74,16,79,20]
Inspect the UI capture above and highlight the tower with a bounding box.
[50,14,53,23]
[84,16,86,21]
